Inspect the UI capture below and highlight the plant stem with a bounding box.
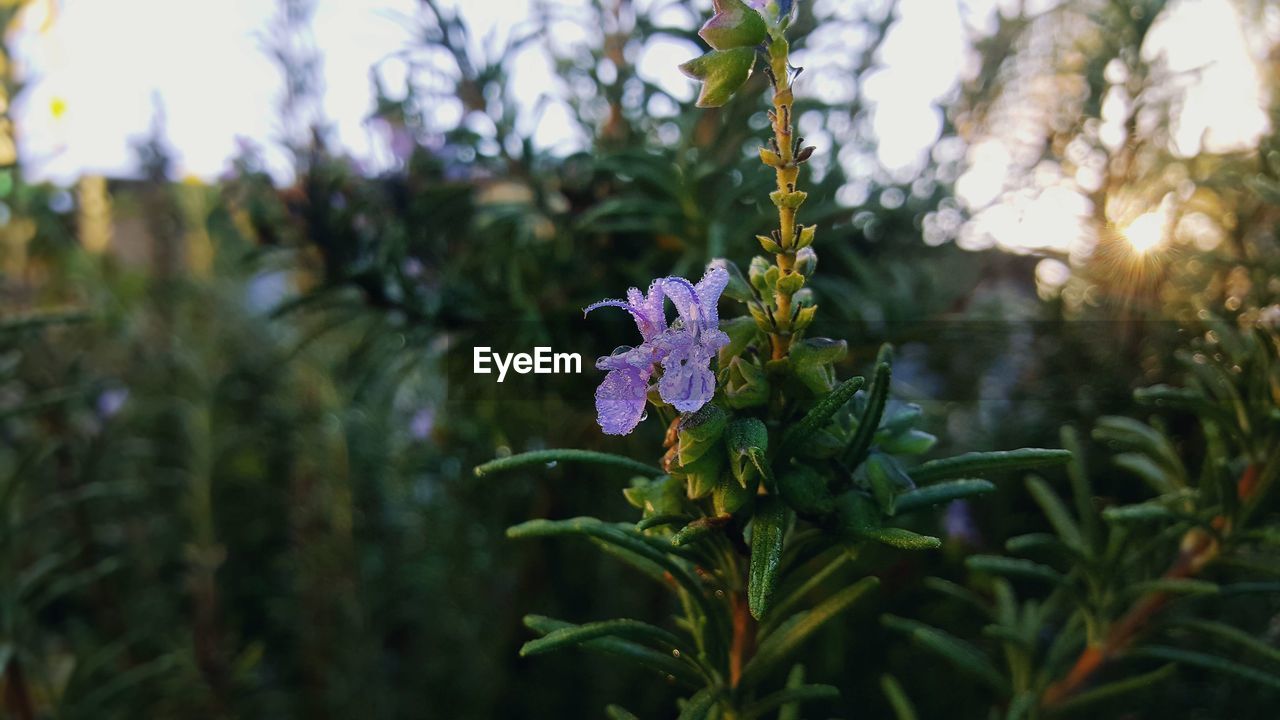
[1041,518,1222,707]
[764,37,802,361]
[1042,464,1262,706]
[729,589,759,689]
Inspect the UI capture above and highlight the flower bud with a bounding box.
[678,47,757,108]
[725,357,769,409]
[699,0,768,50]
[795,247,817,276]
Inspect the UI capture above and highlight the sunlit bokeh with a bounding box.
[1122,210,1167,254]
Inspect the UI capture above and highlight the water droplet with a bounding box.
[671,649,681,658]
[665,674,676,684]
[714,589,725,598]
[639,410,649,422]
[611,345,634,356]
[545,461,558,469]
[496,445,512,458]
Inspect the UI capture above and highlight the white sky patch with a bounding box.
[954,0,1271,255]
[861,0,966,174]
[1144,0,1268,156]
[6,0,1273,266]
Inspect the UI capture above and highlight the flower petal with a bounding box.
[694,266,730,329]
[658,276,702,329]
[628,284,668,340]
[596,364,653,435]
[658,351,717,413]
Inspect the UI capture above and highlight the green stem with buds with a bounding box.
[760,36,810,360]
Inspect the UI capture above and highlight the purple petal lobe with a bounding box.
[596,365,653,435]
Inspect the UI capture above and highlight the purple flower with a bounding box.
[585,267,731,435]
[943,500,982,546]
[410,407,435,440]
[96,388,129,419]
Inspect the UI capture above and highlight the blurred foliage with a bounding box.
[0,0,1276,718]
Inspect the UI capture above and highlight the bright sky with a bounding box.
[12,0,970,183]
[10,0,1274,257]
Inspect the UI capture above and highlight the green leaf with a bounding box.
[636,513,690,532]
[1112,452,1178,495]
[766,547,853,627]
[714,473,754,516]
[726,356,770,409]
[834,490,880,536]
[1125,578,1219,597]
[741,577,879,687]
[843,361,892,468]
[698,0,768,50]
[790,338,848,395]
[895,479,996,514]
[523,615,702,687]
[1101,502,1178,523]
[678,47,757,108]
[1092,417,1185,491]
[966,555,1065,585]
[474,449,660,478]
[880,674,919,720]
[726,417,769,488]
[1049,663,1176,716]
[605,705,641,720]
[923,577,992,618]
[1026,476,1085,552]
[624,474,687,515]
[862,527,941,550]
[719,315,759,362]
[780,376,866,455]
[749,496,790,619]
[520,619,686,657]
[1060,425,1098,544]
[508,518,714,619]
[1006,691,1038,720]
[678,686,721,720]
[909,449,1072,483]
[679,404,730,465]
[778,664,806,720]
[1005,533,1071,557]
[677,447,725,500]
[881,615,1009,693]
[672,515,729,547]
[743,685,839,719]
[777,463,835,516]
[1132,646,1280,691]
[1174,618,1280,665]
[865,452,906,515]
[879,429,938,456]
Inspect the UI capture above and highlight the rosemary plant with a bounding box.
[478,2,1068,716]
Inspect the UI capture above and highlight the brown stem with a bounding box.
[729,591,759,689]
[1042,463,1263,707]
[3,657,36,720]
[1041,517,1223,707]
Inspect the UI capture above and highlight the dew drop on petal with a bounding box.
[545,461,558,469]
[639,410,649,422]
[671,649,680,658]
[612,345,634,356]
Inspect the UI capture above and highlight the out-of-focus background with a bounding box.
[1,0,1277,717]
